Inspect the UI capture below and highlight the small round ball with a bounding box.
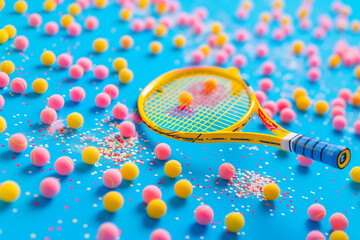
[32,78,48,94]
[225,212,245,232]
[95,92,111,109]
[149,41,163,55]
[155,143,171,160]
[119,68,133,84]
[112,103,128,120]
[1,60,15,74]
[350,166,360,183]
[0,29,8,44]
[77,57,92,72]
[112,57,127,72]
[174,179,192,198]
[308,203,326,222]
[0,72,10,87]
[330,213,348,230]
[10,77,27,94]
[44,21,59,36]
[14,35,29,51]
[119,121,135,138]
[194,205,214,225]
[164,160,182,178]
[103,84,119,100]
[354,121,360,136]
[120,162,139,181]
[93,38,108,53]
[293,87,307,100]
[154,24,168,37]
[259,78,273,92]
[94,65,109,80]
[67,22,82,37]
[14,0,28,13]
[85,16,99,31]
[103,169,122,188]
[218,163,235,180]
[179,91,193,106]
[54,156,74,176]
[0,94,3,108]
[3,25,16,39]
[67,112,84,129]
[28,13,42,28]
[276,99,292,112]
[57,53,73,68]
[41,51,56,66]
[97,222,121,240]
[9,133,27,153]
[329,231,349,240]
[296,95,311,111]
[40,177,60,198]
[315,100,329,115]
[94,0,107,9]
[0,180,21,202]
[263,183,280,201]
[147,199,167,219]
[82,146,100,165]
[70,86,86,102]
[43,0,57,12]
[119,35,134,50]
[60,14,74,28]
[306,230,326,240]
[173,34,186,49]
[103,191,124,212]
[68,3,82,16]
[119,7,133,21]
[40,108,57,125]
[69,64,84,79]
[31,147,50,167]
[261,61,276,76]
[150,229,171,240]
[332,115,347,131]
[142,185,162,203]
[280,107,296,123]
[0,116,7,133]
[298,155,314,167]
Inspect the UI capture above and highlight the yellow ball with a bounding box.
[32,78,48,94]
[138,0,150,9]
[119,7,132,21]
[273,0,283,9]
[94,0,107,9]
[68,3,82,16]
[120,35,134,50]
[41,51,56,66]
[154,24,167,37]
[149,41,163,55]
[14,0,28,13]
[0,0,5,11]
[354,65,360,79]
[60,14,74,28]
[147,199,167,219]
[119,68,133,84]
[350,166,360,183]
[225,212,245,232]
[174,179,192,198]
[329,230,349,240]
[292,40,304,55]
[216,33,228,47]
[242,0,253,10]
[120,162,139,181]
[315,100,329,115]
[173,34,186,49]
[179,91,193,106]
[0,180,21,202]
[43,0,57,12]
[352,93,360,107]
[293,87,307,100]
[103,191,124,212]
[164,160,182,178]
[263,183,280,201]
[93,38,108,53]
[3,25,17,39]
[0,60,15,74]
[352,20,360,33]
[155,3,167,14]
[82,146,100,165]
[113,57,128,72]
[67,112,84,129]
[199,44,211,56]
[329,54,341,69]
[260,12,272,23]
[0,29,9,44]
[211,22,222,34]
[296,95,311,111]
[0,116,7,132]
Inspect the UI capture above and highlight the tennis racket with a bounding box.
[138,67,351,169]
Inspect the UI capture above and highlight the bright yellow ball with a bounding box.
[154,24,167,37]
[60,14,74,28]
[103,191,124,212]
[260,12,272,23]
[32,78,48,94]
[94,0,107,8]
[179,91,193,106]
[174,179,192,198]
[138,0,150,9]
[0,60,15,74]
[120,162,139,181]
[354,65,360,79]
[329,230,349,240]
[173,34,186,49]
[0,116,7,132]
[119,68,133,84]
[293,40,304,55]
[147,199,167,219]
[67,112,84,129]
[352,20,360,33]
[164,160,182,178]
[0,29,9,44]
[241,0,253,10]
[263,183,280,201]
[329,54,341,69]
[113,57,128,72]
[68,3,82,16]
[41,51,56,66]
[293,87,307,100]
[296,95,311,111]
[14,0,28,13]
[3,25,17,39]
[155,3,167,14]
[43,0,57,12]
[352,93,360,107]
[0,0,5,11]
[149,41,163,55]
[82,146,100,165]
[0,180,21,202]
[225,212,245,232]
[119,7,132,21]
[211,22,222,34]
[280,14,292,25]
[315,100,329,115]
[93,38,108,53]
[273,0,283,9]
[199,44,211,56]
[350,166,360,183]
[216,33,228,47]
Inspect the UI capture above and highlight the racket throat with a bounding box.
[280,132,301,152]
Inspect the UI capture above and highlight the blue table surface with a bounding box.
[1,0,360,239]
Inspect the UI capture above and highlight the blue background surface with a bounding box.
[1,0,360,239]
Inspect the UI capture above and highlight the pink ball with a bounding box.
[195,7,208,19]
[57,53,73,69]
[193,21,204,35]
[236,8,249,20]
[262,100,277,115]
[331,106,345,117]
[254,22,269,36]
[0,72,9,88]
[103,169,122,188]
[331,98,346,108]
[218,163,235,180]
[312,27,326,40]
[69,64,84,79]
[280,108,296,123]
[48,94,64,110]
[103,84,119,100]
[14,35,29,51]
[331,1,342,13]
[223,43,235,56]
[277,99,292,112]
[85,16,99,31]
[112,103,128,120]
[306,230,326,240]
[194,205,214,225]
[150,229,171,240]
[307,68,321,82]
[77,57,92,72]
[259,78,273,92]
[332,115,347,131]
[178,13,189,26]
[339,88,352,102]
[119,121,136,138]
[54,156,74,176]
[272,28,285,41]
[154,143,171,160]
[256,44,269,58]
[31,147,50,167]
[235,28,249,43]
[254,90,267,104]
[142,185,162,203]
[44,21,59,35]
[40,177,61,198]
[192,50,205,64]
[308,203,326,222]
[70,86,86,102]
[131,19,145,33]
[76,0,90,8]
[299,18,312,31]
[28,13,42,27]
[215,50,229,65]
[297,155,314,167]
[329,212,348,230]
[0,94,4,108]
[261,61,276,76]
[207,34,217,47]
[97,222,121,240]
[354,120,360,135]
[145,17,156,30]
[95,92,111,108]
[9,133,28,153]
[319,14,332,31]
[307,44,318,56]
[40,108,57,125]
[67,22,82,37]
[263,108,273,119]
[10,77,27,94]
[308,55,321,67]
[94,65,109,80]
[233,54,247,68]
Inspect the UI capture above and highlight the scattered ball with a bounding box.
[350,166,360,183]
[41,51,56,66]
[298,155,314,167]
[296,95,311,111]
[85,16,99,31]
[3,25,16,39]
[119,35,134,50]
[32,78,48,94]
[308,203,326,222]
[119,68,133,84]
[218,163,236,180]
[0,72,10,87]
[93,38,108,53]
[10,77,27,94]
[77,57,92,72]
[174,179,192,198]
[48,94,64,110]
[28,13,42,27]
[280,108,296,123]
[329,213,348,230]
[31,147,50,167]
[9,133,27,153]
[119,121,136,138]
[225,212,245,232]
[315,100,329,115]
[82,146,100,165]
[0,29,8,44]
[112,103,128,120]
[97,222,121,240]
[95,92,111,108]
[1,60,15,74]
[70,86,86,102]
[306,230,326,240]
[150,229,171,240]
[40,108,57,125]
[40,177,60,198]
[0,180,21,202]
[149,41,163,55]
[332,115,347,131]
[113,57,127,72]
[0,116,7,132]
[103,191,124,212]
[94,65,109,80]
[164,160,182,178]
[263,183,280,201]
[142,185,162,203]
[69,64,84,79]
[67,112,84,129]
[329,231,349,240]
[103,169,122,188]
[147,199,167,219]
[179,91,193,106]
[173,34,186,48]
[54,156,74,176]
[14,0,28,13]
[120,162,139,181]
[60,14,74,28]
[155,143,171,160]
[57,53,73,68]
[103,84,119,100]
[194,205,214,225]
[14,35,29,51]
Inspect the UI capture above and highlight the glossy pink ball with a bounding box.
[150,229,171,240]
[57,53,73,69]
[194,205,214,225]
[9,133,28,153]
[112,103,128,120]
[40,108,57,125]
[10,78,27,94]
[297,155,314,167]
[31,147,50,167]
[67,22,82,37]
[0,72,9,88]
[329,212,348,230]
[40,177,60,198]
[280,108,296,123]
[95,92,111,108]
[44,21,59,35]
[332,115,347,131]
[142,185,162,203]
[306,230,325,240]
[77,57,92,72]
[28,13,42,28]
[85,16,99,31]
[69,64,84,79]
[103,84,119,100]
[70,86,86,102]
[94,65,109,80]
[103,169,122,188]
[308,203,326,222]
[48,94,64,110]
[218,163,235,180]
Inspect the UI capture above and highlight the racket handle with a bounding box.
[281,133,351,169]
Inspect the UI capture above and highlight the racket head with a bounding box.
[138,67,257,142]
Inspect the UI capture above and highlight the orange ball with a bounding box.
[179,91,193,106]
